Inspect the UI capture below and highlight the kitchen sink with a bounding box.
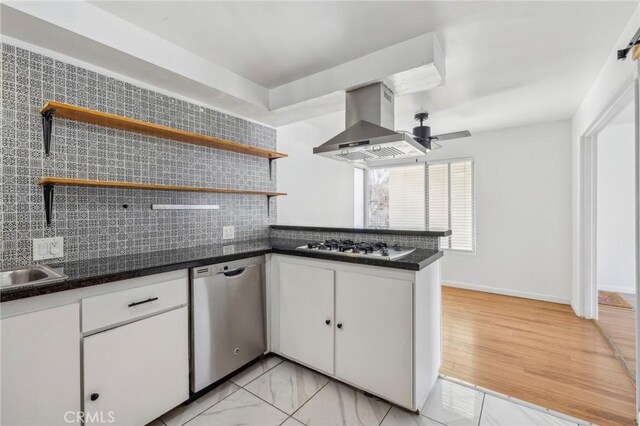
[0,265,68,289]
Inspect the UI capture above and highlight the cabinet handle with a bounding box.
[128,297,158,308]
[325,319,331,325]
[90,393,99,401]
[337,323,343,329]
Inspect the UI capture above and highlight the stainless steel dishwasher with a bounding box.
[190,255,266,393]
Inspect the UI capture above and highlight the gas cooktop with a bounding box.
[296,239,416,261]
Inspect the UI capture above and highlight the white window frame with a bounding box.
[362,157,476,254]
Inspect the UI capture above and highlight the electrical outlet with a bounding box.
[222,226,235,240]
[32,237,64,261]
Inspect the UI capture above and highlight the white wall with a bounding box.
[276,112,355,226]
[597,122,636,294]
[277,118,573,303]
[570,6,640,316]
[426,121,573,304]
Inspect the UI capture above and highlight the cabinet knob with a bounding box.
[90,393,99,401]
[325,319,331,325]
[337,323,343,329]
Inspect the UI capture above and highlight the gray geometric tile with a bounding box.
[0,42,278,269]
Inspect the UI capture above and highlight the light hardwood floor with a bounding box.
[598,303,636,381]
[440,286,636,426]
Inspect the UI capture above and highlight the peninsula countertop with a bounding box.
[1,238,443,302]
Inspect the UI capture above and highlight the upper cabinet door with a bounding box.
[1,303,81,426]
[278,261,335,375]
[335,271,413,407]
[83,307,189,426]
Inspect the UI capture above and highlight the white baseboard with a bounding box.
[442,280,571,305]
[598,284,635,295]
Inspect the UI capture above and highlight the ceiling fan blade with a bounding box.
[430,130,471,142]
[429,141,443,151]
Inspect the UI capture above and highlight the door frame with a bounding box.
[578,76,637,320]
[634,72,640,416]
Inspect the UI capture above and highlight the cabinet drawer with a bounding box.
[82,278,187,333]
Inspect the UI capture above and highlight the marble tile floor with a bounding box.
[150,355,588,426]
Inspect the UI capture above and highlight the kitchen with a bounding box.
[1,2,640,426]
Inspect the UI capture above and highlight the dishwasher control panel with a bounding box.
[191,255,266,278]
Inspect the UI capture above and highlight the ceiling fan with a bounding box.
[409,112,471,151]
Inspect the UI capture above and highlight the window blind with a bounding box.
[388,165,426,229]
[427,160,475,252]
[367,165,425,229]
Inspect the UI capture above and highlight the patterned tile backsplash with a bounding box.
[0,43,278,268]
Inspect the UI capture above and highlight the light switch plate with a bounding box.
[32,237,64,261]
[222,226,235,240]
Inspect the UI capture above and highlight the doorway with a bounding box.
[594,97,637,383]
[579,70,640,419]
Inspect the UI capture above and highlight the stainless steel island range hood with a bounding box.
[313,83,429,163]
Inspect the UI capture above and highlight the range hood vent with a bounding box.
[313,83,428,163]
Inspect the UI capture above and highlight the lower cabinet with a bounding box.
[278,261,335,374]
[83,306,189,426]
[1,304,81,426]
[334,271,413,406]
[273,256,421,408]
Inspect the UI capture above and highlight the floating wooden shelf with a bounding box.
[38,177,286,225]
[40,101,287,162]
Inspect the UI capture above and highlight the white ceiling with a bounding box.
[2,1,637,133]
[90,1,459,89]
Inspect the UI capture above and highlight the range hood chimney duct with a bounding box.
[313,82,429,163]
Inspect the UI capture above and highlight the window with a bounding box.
[427,160,475,252]
[364,159,475,252]
[367,165,425,229]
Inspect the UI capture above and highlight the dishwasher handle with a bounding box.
[222,267,246,278]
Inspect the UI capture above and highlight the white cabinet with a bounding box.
[278,261,334,374]
[271,254,441,411]
[83,306,189,426]
[1,304,81,426]
[335,271,413,406]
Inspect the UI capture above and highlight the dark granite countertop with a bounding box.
[1,238,443,302]
[271,225,452,237]
[270,238,443,271]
